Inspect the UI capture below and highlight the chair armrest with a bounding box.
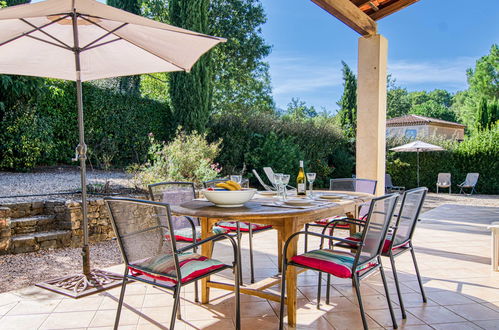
[176,233,232,254]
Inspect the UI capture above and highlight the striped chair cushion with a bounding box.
[174,226,229,242]
[347,232,409,253]
[291,249,374,278]
[129,253,225,284]
[217,221,272,232]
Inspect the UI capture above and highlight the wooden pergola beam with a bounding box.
[369,0,419,20]
[311,0,377,36]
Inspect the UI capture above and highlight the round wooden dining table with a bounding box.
[170,191,373,326]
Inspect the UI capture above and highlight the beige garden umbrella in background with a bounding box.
[0,0,225,298]
[390,140,445,187]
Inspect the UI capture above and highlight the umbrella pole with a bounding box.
[417,150,420,187]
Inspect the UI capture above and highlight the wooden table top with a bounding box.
[170,191,373,221]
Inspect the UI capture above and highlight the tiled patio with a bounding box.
[0,203,498,329]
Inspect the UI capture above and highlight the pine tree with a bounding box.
[337,61,357,139]
[169,0,212,133]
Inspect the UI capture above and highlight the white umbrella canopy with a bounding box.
[390,140,445,187]
[0,0,225,297]
[0,0,224,80]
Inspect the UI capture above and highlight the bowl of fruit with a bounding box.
[202,180,256,207]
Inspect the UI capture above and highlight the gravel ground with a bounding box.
[0,168,498,293]
[0,166,136,203]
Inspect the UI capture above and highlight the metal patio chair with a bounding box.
[105,197,241,330]
[332,187,428,319]
[385,174,405,193]
[436,173,451,194]
[304,178,377,251]
[458,173,479,195]
[279,193,400,330]
[148,182,232,301]
[203,179,272,283]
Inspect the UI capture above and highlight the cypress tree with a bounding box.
[476,98,488,130]
[169,0,212,133]
[337,61,357,139]
[107,0,141,97]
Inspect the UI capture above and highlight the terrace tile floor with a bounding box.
[1,202,498,329]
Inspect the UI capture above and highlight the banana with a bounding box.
[225,180,242,191]
[215,182,237,191]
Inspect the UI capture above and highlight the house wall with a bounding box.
[386,124,464,140]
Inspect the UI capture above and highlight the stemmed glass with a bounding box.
[281,174,290,201]
[306,172,316,197]
[230,175,242,185]
[273,173,283,199]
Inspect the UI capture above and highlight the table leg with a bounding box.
[283,218,299,326]
[277,229,283,273]
[200,217,215,303]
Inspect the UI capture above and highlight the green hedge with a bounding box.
[387,125,499,194]
[207,114,353,188]
[0,80,173,170]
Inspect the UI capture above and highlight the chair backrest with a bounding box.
[330,178,377,194]
[385,174,394,189]
[263,167,276,185]
[437,173,451,185]
[203,179,227,189]
[105,197,181,280]
[252,169,275,191]
[464,173,479,187]
[148,182,196,230]
[354,193,399,267]
[390,187,427,248]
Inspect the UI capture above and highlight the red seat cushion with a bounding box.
[129,253,225,284]
[174,226,229,242]
[314,216,350,228]
[217,221,272,232]
[291,249,375,278]
[347,232,409,253]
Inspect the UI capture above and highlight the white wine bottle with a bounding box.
[297,160,306,195]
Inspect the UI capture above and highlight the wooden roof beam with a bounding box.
[311,0,377,36]
[369,0,419,20]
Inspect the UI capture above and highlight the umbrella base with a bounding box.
[36,269,123,299]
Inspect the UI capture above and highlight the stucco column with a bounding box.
[356,34,387,196]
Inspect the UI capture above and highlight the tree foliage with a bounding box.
[336,61,357,138]
[169,0,212,133]
[209,0,274,115]
[283,98,317,121]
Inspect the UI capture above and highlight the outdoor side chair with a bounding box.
[148,182,232,301]
[458,173,479,195]
[262,166,296,191]
[332,187,428,319]
[304,178,377,252]
[436,173,451,194]
[203,179,273,283]
[385,174,405,193]
[104,197,241,330]
[279,193,400,330]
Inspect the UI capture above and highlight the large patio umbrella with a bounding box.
[0,0,225,297]
[390,140,445,187]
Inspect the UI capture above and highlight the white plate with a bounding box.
[319,194,343,200]
[284,199,313,206]
[258,191,277,196]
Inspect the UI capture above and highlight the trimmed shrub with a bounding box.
[207,114,353,188]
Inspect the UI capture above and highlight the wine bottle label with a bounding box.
[298,183,306,192]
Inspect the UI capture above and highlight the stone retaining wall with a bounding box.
[0,198,117,254]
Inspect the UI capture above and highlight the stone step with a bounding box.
[11,230,71,253]
[10,215,56,234]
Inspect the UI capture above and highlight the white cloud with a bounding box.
[388,57,475,89]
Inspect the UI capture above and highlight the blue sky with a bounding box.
[261,0,499,113]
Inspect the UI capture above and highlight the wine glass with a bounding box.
[230,175,242,185]
[306,172,316,197]
[274,173,283,199]
[281,174,290,201]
